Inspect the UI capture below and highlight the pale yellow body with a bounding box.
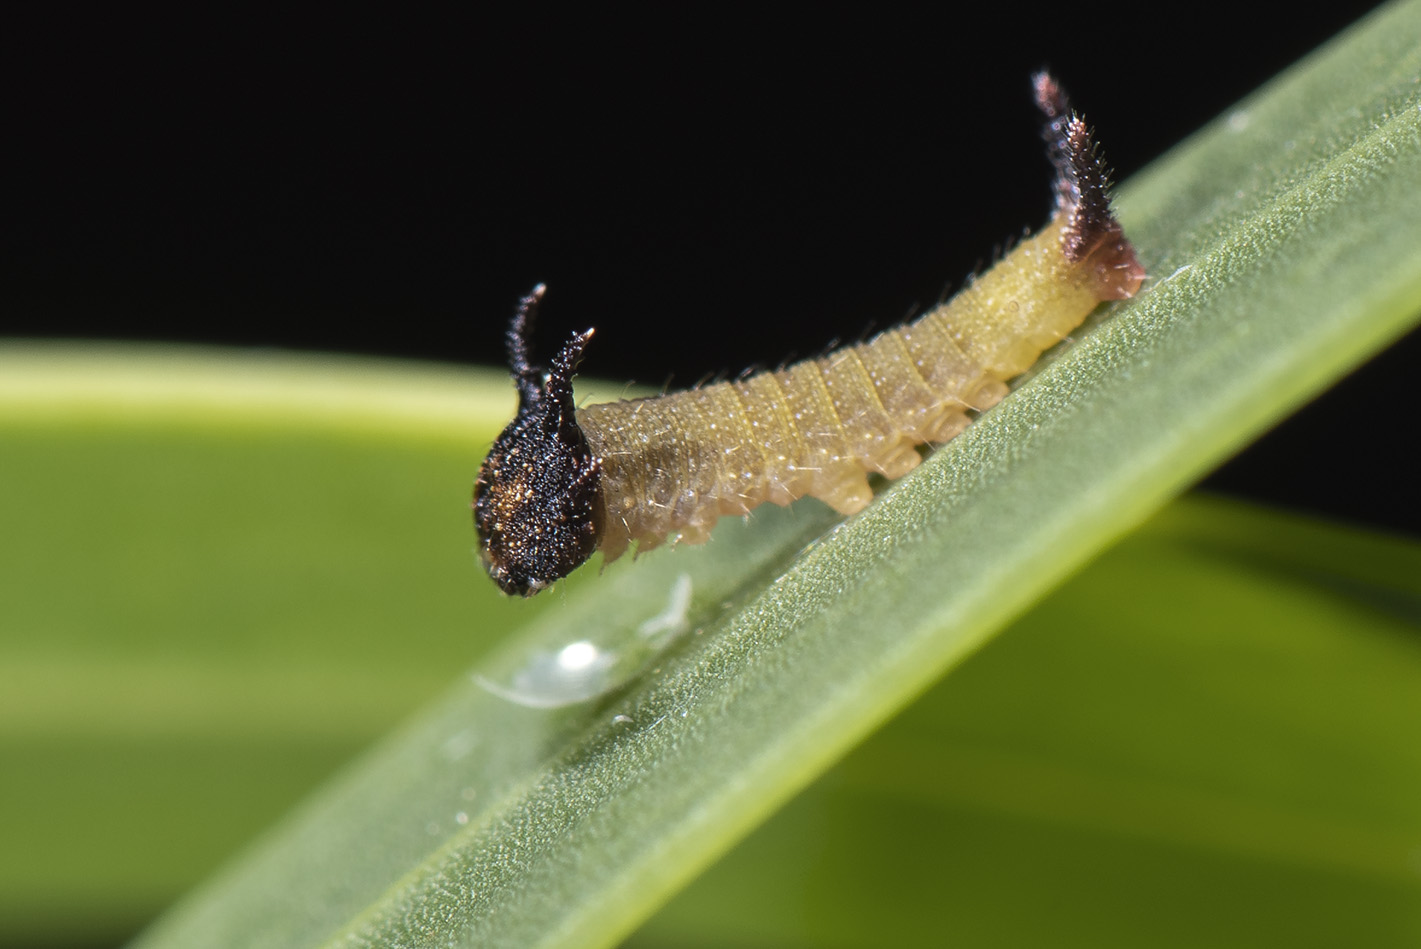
[579,215,1106,562]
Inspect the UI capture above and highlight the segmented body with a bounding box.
[582,215,1116,561]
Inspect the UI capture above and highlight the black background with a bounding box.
[5,4,1415,534]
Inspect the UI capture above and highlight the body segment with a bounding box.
[579,213,1135,562]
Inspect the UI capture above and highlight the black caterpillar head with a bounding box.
[474,285,603,596]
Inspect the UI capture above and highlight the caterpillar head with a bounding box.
[474,286,603,596]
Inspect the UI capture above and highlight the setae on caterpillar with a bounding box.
[475,73,1145,596]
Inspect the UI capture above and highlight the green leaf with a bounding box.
[629,496,1421,948]
[3,3,1419,947]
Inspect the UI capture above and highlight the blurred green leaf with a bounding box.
[0,349,538,943]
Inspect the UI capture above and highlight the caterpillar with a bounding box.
[475,73,1145,596]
